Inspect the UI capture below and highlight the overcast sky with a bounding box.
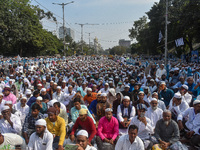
[31,0,159,49]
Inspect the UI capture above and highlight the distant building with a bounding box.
[59,27,75,40]
[119,39,131,48]
[94,37,103,54]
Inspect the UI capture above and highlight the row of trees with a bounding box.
[129,0,200,56]
[0,0,100,57]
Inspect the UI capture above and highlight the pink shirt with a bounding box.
[97,116,119,140]
[3,93,17,104]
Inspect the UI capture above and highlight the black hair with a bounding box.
[74,97,81,103]
[33,90,40,97]
[128,125,138,132]
[53,102,61,108]
[31,103,41,111]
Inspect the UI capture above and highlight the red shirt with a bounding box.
[70,116,96,142]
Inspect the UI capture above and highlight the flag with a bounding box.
[175,37,184,47]
[158,31,163,43]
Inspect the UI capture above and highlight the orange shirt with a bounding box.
[84,92,97,105]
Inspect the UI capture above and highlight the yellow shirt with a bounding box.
[45,116,66,146]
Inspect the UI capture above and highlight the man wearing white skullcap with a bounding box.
[96,108,119,150]
[0,106,22,134]
[145,98,163,129]
[40,88,51,103]
[52,86,64,102]
[168,93,189,120]
[13,97,29,125]
[75,130,97,150]
[177,100,200,147]
[28,119,53,150]
[179,84,192,105]
[63,85,76,106]
[117,96,136,135]
[98,83,109,94]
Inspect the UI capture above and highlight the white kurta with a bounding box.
[28,130,53,150]
[52,92,64,102]
[115,135,145,150]
[0,114,22,134]
[177,107,200,135]
[62,91,76,106]
[169,99,189,117]
[0,133,26,149]
[130,116,154,140]
[13,102,29,125]
[145,107,163,129]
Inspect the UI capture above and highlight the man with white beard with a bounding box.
[154,110,183,150]
[145,98,163,129]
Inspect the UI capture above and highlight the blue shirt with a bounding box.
[89,100,97,116]
[27,96,37,107]
[159,88,174,106]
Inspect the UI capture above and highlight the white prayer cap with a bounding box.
[147,74,151,78]
[181,84,188,90]
[108,81,112,84]
[174,67,179,71]
[35,119,46,127]
[21,96,27,100]
[50,81,54,83]
[174,93,182,99]
[151,98,158,102]
[57,86,61,89]
[35,75,38,78]
[0,93,3,96]
[5,101,12,105]
[77,130,88,138]
[101,93,107,97]
[193,100,200,105]
[125,85,130,88]
[150,79,155,82]
[138,91,144,95]
[160,81,166,85]
[1,106,10,112]
[87,88,92,92]
[41,88,46,92]
[62,80,66,83]
[37,84,42,87]
[36,96,43,101]
[105,108,113,112]
[105,83,109,86]
[25,89,32,95]
[53,83,57,85]
[123,96,130,101]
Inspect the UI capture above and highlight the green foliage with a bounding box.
[109,46,127,55]
[0,0,62,56]
[129,0,200,56]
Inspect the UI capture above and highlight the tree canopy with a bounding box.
[129,0,200,56]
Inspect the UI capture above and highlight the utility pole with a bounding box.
[75,23,98,54]
[164,0,168,66]
[86,32,94,48]
[53,1,74,56]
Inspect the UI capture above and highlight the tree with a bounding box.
[0,0,62,56]
[109,46,126,55]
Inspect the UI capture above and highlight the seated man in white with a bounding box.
[130,104,154,149]
[0,132,26,149]
[178,100,200,147]
[145,98,163,129]
[115,125,144,150]
[117,96,135,135]
[13,96,29,125]
[28,119,53,150]
[179,85,192,106]
[0,106,21,135]
[169,92,189,120]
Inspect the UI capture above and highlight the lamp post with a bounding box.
[52,1,74,56]
[164,0,168,66]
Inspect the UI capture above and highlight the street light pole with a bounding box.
[164,0,168,66]
[75,23,98,54]
[52,1,74,56]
